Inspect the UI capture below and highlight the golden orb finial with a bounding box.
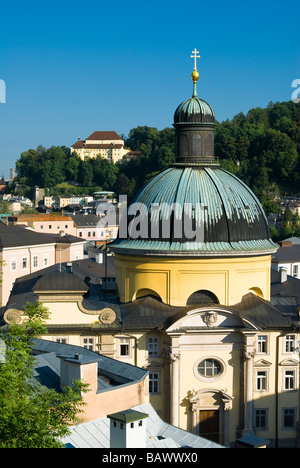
[191,69,199,83]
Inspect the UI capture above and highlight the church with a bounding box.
[3,51,300,448]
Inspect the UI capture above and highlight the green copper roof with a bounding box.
[110,166,277,257]
[107,409,148,423]
[174,95,215,125]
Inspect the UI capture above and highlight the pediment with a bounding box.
[166,306,251,333]
[279,358,299,366]
[254,359,272,367]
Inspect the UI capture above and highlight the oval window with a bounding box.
[197,358,222,378]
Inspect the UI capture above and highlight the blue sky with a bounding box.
[0,0,299,179]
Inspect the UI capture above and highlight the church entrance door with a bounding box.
[199,410,219,443]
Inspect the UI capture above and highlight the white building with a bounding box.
[71,131,137,164]
[272,237,300,279]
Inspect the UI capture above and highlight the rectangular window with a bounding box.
[285,335,296,353]
[255,409,268,430]
[22,257,28,270]
[256,370,267,391]
[49,225,52,229]
[149,372,159,393]
[79,232,82,237]
[119,338,130,356]
[10,258,17,271]
[293,264,298,277]
[40,225,43,230]
[148,337,159,356]
[56,337,67,344]
[283,409,296,429]
[257,335,267,353]
[33,255,38,268]
[43,255,49,267]
[82,337,94,351]
[284,370,295,390]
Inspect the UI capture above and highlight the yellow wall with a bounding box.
[114,253,272,306]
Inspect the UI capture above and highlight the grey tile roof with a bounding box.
[61,403,224,449]
[0,221,84,249]
[3,259,299,332]
[70,214,102,227]
[272,244,300,263]
[32,339,148,392]
[233,293,293,329]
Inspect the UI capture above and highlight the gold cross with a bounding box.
[191,48,200,69]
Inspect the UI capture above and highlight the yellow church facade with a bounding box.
[4,275,299,447]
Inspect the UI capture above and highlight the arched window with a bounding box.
[205,134,213,156]
[192,134,202,156]
[179,134,188,157]
[249,287,264,298]
[135,288,162,301]
[187,290,219,305]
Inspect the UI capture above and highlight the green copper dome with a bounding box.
[111,166,277,257]
[174,95,215,125]
[110,51,277,258]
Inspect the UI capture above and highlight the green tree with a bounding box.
[0,301,88,448]
[0,200,10,213]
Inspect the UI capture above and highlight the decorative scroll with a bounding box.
[98,308,117,324]
[3,308,22,325]
[77,301,116,324]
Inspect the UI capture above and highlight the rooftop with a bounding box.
[62,403,223,449]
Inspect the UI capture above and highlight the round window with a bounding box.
[197,358,222,378]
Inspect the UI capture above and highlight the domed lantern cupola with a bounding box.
[173,49,216,166]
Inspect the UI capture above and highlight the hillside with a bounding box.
[13,101,300,206]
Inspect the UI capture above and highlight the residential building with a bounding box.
[14,339,222,448]
[272,237,300,279]
[71,214,118,244]
[0,221,85,305]
[7,214,77,236]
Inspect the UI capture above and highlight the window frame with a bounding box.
[22,256,28,270]
[117,337,132,358]
[256,369,268,391]
[194,356,225,382]
[147,336,160,357]
[254,408,268,430]
[149,371,160,394]
[284,335,296,353]
[257,335,268,354]
[81,337,95,351]
[283,368,296,391]
[33,255,39,268]
[282,408,297,430]
[10,257,17,272]
[43,254,49,267]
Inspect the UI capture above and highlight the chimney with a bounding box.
[95,252,103,264]
[280,268,288,283]
[108,410,148,448]
[57,353,98,395]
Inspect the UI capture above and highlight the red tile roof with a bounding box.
[86,131,122,141]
